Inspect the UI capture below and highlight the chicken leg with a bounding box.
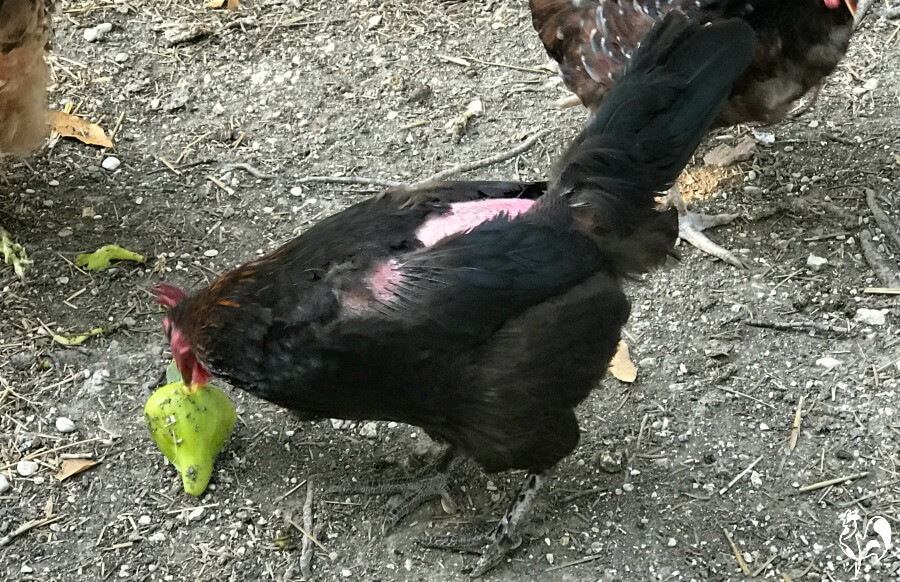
[328,449,462,532]
[418,472,544,578]
[1,226,29,279]
[669,185,746,268]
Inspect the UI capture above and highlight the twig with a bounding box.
[0,437,103,471]
[716,386,777,410]
[291,130,549,192]
[865,188,900,250]
[157,157,182,176]
[461,55,548,74]
[751,553,778,577]
[634,413,650,453]
[788,396,805,453]
[723,528,751,575]
[863,287,900,295]
[299,477,318,578]
[0,514,65,547]
[860,229,900,287]
[410,130,548,187]
[220,163,275,180]
[745,319,851,336]
[291,176,402,189]
[206,176,236,196]
[719,455,764,495]
[290,517,327,554]
[545,554,604,572]
[276,479,307,502]
[797,472,869,493]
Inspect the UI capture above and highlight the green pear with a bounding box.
[144,376,236,496]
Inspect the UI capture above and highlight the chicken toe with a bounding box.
[1,227,30,279]
[669,186,747,268]
[417,473,544,578]
[329,453,461,532]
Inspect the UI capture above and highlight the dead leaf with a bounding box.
[609,341,637,383]
[702,136,756,167]
[205,0,239,9]
[48,110,113,148]
[55,459,99,482]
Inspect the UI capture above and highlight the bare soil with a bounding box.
[1,1,899,581]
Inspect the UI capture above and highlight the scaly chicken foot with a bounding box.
[789,81,824,118]
[418,472,544,578]
[669,185,746,268]
[328,450,462,532]
[1,227,30,279]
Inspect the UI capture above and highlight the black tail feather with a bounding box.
[548,10,756,272]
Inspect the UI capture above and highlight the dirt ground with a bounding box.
[1,1,899,580]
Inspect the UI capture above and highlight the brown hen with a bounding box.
[0,0,50,278]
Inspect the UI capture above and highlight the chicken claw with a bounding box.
[328,453,461,532]
[669,185,747,268]
[418,473,544,578]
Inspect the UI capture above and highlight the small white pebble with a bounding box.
[101,156,121,171]
[138,515,152,526]
[667,538,677,547]
[203,249,219,257]
[290,186,303,197]
[806,255,828,271]
[21,565,33,574]
[358,422,378,439]
[622,483,635,492]
[55,417,76,433]
[48,179,60,187]
[0,474,10,494]
[815,357,842,371]
[759,423,770,431]
[114,52,129,63]
[341,569,352,578]
[17,460,39,477]
[188,507,205,521]
[855,308,886,326]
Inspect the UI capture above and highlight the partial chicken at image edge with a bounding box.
[153,11,756,577]
[0,0,51,278]
[531,0,869,268]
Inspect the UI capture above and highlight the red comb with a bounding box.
[153,283,187,307]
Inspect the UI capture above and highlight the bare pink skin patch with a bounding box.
[368,260,401,302]
[342,260,403,311]
[415,198,535,247]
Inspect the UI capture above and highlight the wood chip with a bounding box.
[56,458,99,481]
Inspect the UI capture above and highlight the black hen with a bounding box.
[155,12,754,576]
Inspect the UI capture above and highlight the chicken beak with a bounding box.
[844,0,857,16]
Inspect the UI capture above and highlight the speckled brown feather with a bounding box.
[0,0,50,155]
[531,0,857,126]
